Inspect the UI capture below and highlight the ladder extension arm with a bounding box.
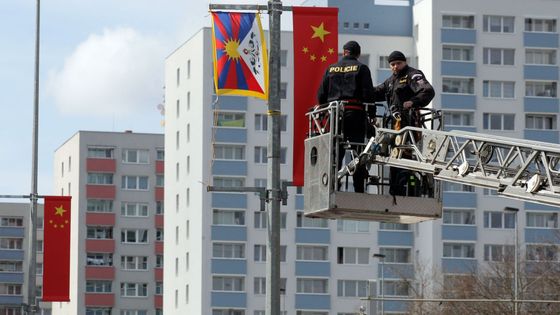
[363,126,560,207]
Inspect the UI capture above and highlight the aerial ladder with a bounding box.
[304,101,560,223]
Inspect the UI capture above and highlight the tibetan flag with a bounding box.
[43,196,72,301]
[211,12,269,100]
[292,7,338,186]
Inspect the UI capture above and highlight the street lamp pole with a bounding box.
[505,207,519,315]
[373,253,386,315]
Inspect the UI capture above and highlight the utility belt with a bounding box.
[342,99,364,111]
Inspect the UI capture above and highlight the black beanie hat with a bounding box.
[388,50,406,63]
[343,41,361,56]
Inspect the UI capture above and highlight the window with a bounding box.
[483,81,515,98]
[380,247,412,263]
[297,245,328,261]
[280,50,288,67]
[527,212,558,228]
[254,146,287,164]
[483,15,514,33]
[442,77,474,94]
[442,45,474,61]
[526,81,557,97]
[176,67,180,85]
[87,173,113,185]
[87,226,113,239]
[253,277,286,295]
[121,256,148,270]
[213,176,245,188]
[37,217,43,229]
[443,111,474,127]
[120,311,147,315]
[383,280,410,296]
[36,240,43,252]
[525,18,557,33]
[484,244,514,262]
[121,202,148,217]
[176,131,180,149]
[213,310,245,315]
[122,149,149,164]
[154,282,163,295]
[353,22,359,29]
[337,280,368,297]
[296,278,328,294]
[0,218,23,227]
[86,281,112,293]
[121,229,148,244]
[337,220,370,233]
[86,308,111,315]
[483,211,516,229]
[87,253,113,266]
[87,199,113,212]
[156,175,164,187]
[297,212,328,228]
[526,114,557,130]
[213,209,245,225]
[213,144,245,160]
[280,82,287,99]
[187,59,191,78]
[0,260,23,272]
[187,91,191,110]
[379,222,409,230]
[443,243,475,258]
[156,201,164,214]
[254,245,287,262]
[527,244,558,261]
[120,283,148,297]
[337,247,369,264]
[442,182,475,192]
[442,15,474,29]
[443,209,475,225]
[254,211,287,229]
[0,283,22,295]
[88,147,114,159]
[343,22,349,28]
[156,149,164,160]
[215,112,245,127]
[213,243,245,259]
[526,49,557,65]
[121,176,148,190]
[156,255,163,268]
[364,23,370,29]
[255,114,287,131]
[212,276,244,291]
[483,48,515,65]
[483,113,515,131]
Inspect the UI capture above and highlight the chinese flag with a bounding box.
[292,7,338,186]
[43,196,72,301]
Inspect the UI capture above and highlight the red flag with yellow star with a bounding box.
[292,7,338,186]
[43,196,71,301]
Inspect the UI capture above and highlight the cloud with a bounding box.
[48,27,165,117]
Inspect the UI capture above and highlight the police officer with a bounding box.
[374,51,435,196]
[317,41,375,193]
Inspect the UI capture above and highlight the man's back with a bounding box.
[317,56,375,105]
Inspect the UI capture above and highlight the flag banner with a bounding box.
[292,7,338,186]
[43,196,72,302]
[211,11,269,100]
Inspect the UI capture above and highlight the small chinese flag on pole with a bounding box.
[292,7,338,186]
[42,196,71,302]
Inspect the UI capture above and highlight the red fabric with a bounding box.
[43,196,72,301]
[292,7,338,186]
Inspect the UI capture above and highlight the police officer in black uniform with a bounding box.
[317,41,375,193]
[373,51,435,196]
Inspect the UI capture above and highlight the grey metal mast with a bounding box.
[27,0,41,314]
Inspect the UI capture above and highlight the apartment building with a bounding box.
[52,131,164,315]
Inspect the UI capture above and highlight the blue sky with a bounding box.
[0,0,300,201]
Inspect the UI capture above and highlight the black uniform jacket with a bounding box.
[317,56,375,105]
[374,65,435,109]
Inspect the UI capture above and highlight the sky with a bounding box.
[0,0,301,202]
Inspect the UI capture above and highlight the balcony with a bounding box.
[86,213,115,226]
[85,266,115,280]
[154,214,164,228]
[155,241,163,254]
[155,160,164,174]
[86,239,115,253]
[154,267,163,281]
[155,187,164,201]
[87,158,116,173]
[86,185,115,199]
[154,295,163,308]
[85,293,114,307]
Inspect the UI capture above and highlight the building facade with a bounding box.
[0,202,50,315]
[52,131,164,315]
[165,0,560,314]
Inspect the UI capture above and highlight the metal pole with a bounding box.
[27,0,41,314]
[505,207,519,315]
[266,1,282,315]
[380,259,384,315]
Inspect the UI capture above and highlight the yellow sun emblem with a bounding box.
[224,39,241,61]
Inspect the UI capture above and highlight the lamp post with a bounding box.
[504,206,519,315]
[373,253,386,315]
